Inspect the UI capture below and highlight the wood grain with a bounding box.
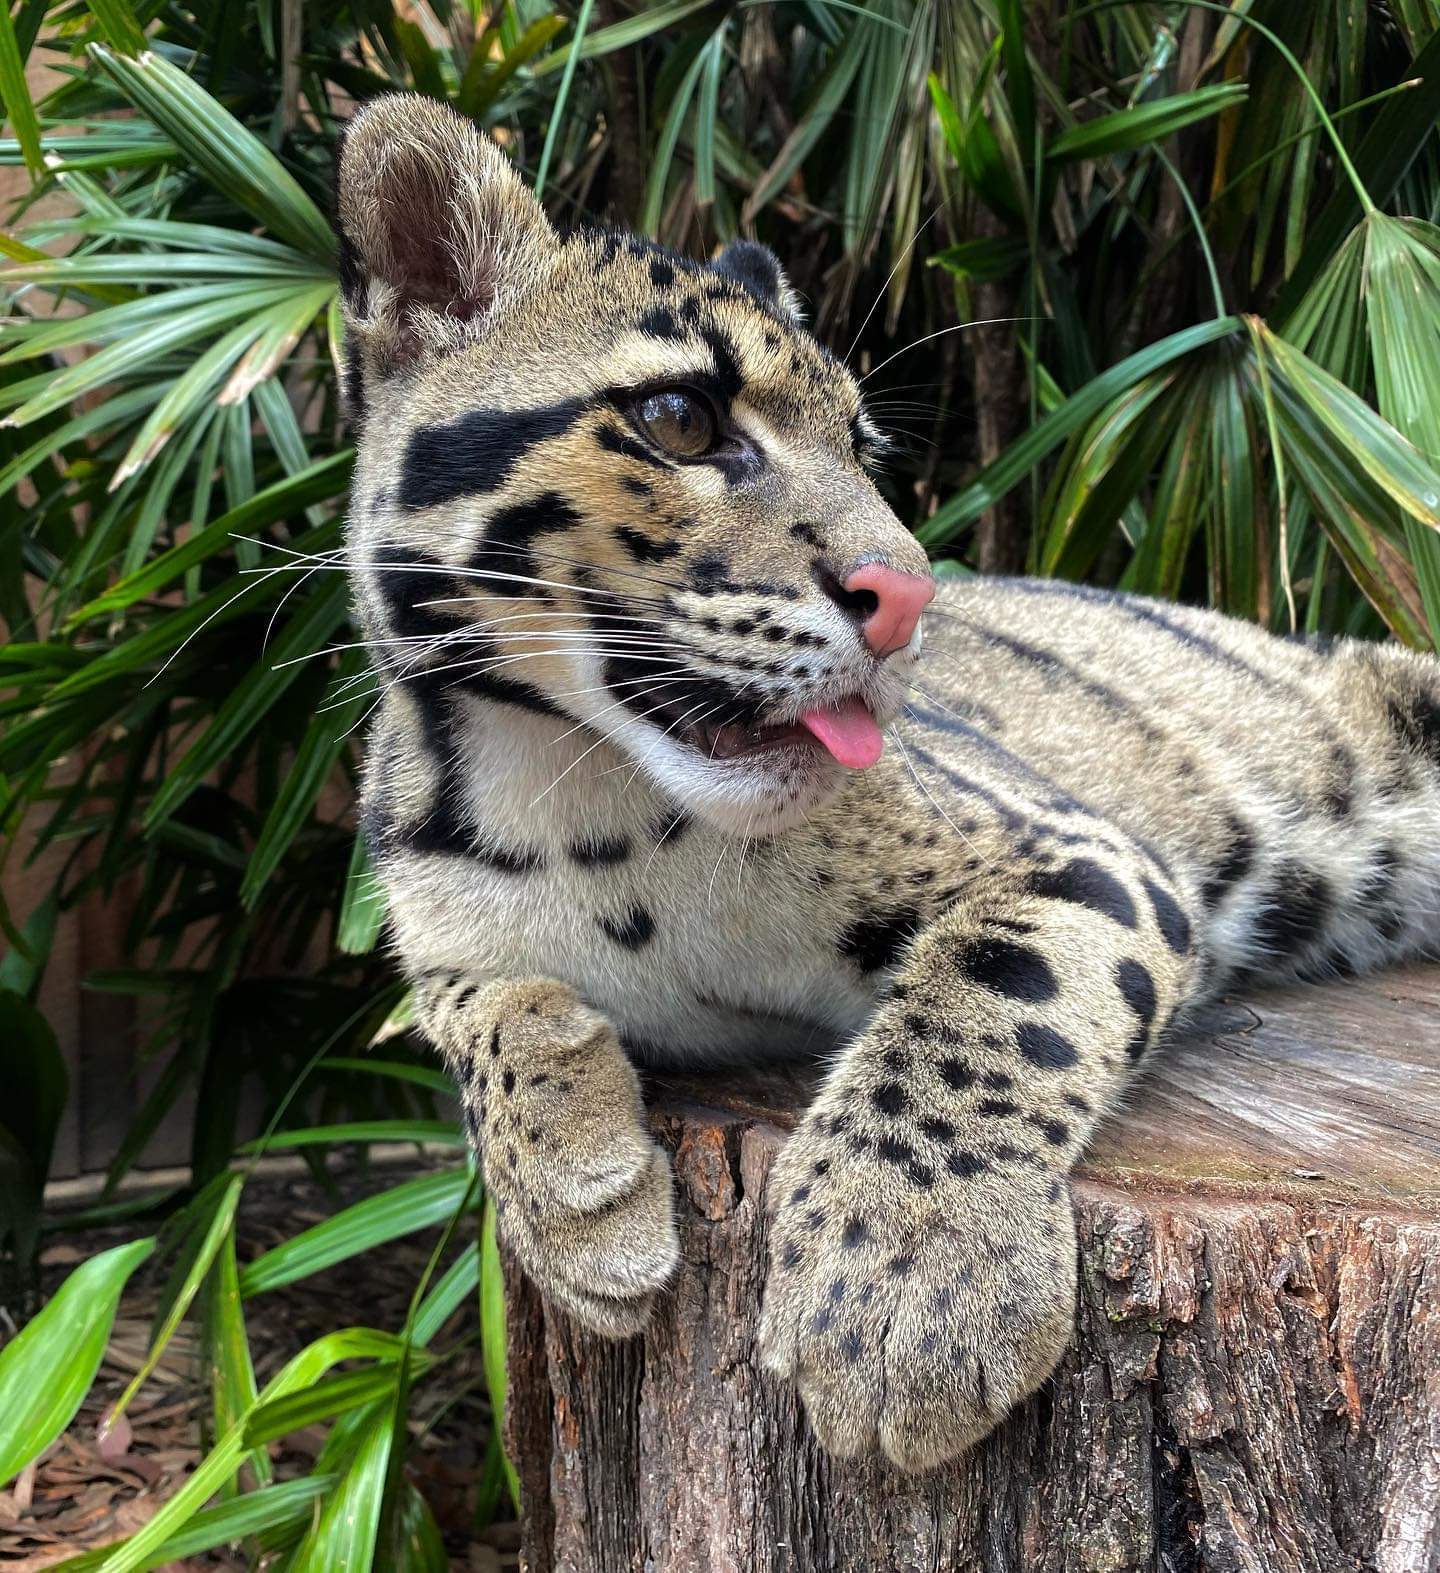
[505,967,1440,1573]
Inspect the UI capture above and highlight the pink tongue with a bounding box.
[798,698,884,769]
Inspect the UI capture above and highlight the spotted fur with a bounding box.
[337,97,1440,1471]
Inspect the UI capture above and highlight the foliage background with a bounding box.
[3,0,1440,1564]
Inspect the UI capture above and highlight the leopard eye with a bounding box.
[635,388,717,458]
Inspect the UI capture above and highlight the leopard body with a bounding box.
[337,95,1440,1469]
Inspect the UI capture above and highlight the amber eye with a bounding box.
[635,388,717,458]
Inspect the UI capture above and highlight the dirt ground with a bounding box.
[0,1159,519,1571]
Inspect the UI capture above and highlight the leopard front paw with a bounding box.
[499,1144,679,1337]
[457,978,680,1338]
[758,1123,1076,1471]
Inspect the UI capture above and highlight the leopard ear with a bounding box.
[712,240,804,324]
[335,94,558,371]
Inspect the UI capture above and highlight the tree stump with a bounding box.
[503,966,1440,1573]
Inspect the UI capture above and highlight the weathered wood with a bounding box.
[504,967,1440,1573]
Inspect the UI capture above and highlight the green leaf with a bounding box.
[1256,321,1440,530]
[237,1120,463,1153]
[336,831,388,955]
[243,1364,408,1447]
[239,1168,475,1296]
[289,1402,394,1573]
[108,1175,243,1429]
[927,71,965,165]
[88,46,335,262]
[1362,214,1440,638]
[320,1056,451,1096]
[742,20,868,220]
[927,234,1029,283]
[387,1482,448,1572]
[201,1226,270,1491]
[88,1329,405,1572]
[1039,370,1188,579]
[920,317,1243,547]
[0,1239,156,1486]
[0,893,58,995]
[64,450,352,626]
[534,0,595,199]
[1048,84,1248,163]
[239,649,370,907]
[460,14,566,118]
[0,2,43,180]
[83,0,148,56]
[641,35,712,234]
[529,0,718,75]
[48,1477,336,1571]
[480,1195,520,1513]
[1,282,308,427]
[110,317,273,487]
[412,1240,479,1347]
[1273,25,1440,321]
[693,27,726,208]
[141,574,349,830]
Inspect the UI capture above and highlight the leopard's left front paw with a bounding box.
[757,1123,1077,1471]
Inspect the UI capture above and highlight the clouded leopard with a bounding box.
[335,94,1440,1470]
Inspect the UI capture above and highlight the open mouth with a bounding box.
[684,695,884,770]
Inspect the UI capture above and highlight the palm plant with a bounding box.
[4,0,1440,1564]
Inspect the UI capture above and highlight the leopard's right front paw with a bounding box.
[758,1116,1077,1470]
[457,978,680,1338]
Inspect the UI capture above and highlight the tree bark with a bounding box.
[505,966,1440,1573]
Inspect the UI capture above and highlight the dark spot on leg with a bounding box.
[1253,863,1333,961]
[1014,1022,1080,1070]
[955,935,1060,1001]
[838,909,922,973]
[877,1135,916,1167]
[1116,958,1158,1059]
[1202,817,1256,908]
[1141,875,1193,954]
[938,1058,975,1091]
[1028,1114,1069,1145]
[872,1081,909,1117]
[1027,858,1137,928]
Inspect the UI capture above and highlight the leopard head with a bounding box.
[337,94,934,837]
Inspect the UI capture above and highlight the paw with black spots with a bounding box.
[758,1120,1076,1470]
[448,978,679,1337]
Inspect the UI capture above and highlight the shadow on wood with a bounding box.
[504,966,1440,1573]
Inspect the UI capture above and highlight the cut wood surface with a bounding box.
[504,966,1440,1573]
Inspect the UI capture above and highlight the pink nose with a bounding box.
[845,563,935,657]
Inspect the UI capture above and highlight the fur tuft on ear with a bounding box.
[712,240,804,324]
[335,94,558,371]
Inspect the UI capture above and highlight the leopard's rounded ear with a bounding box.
[712,240,804,325]
[335,94,558,370]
